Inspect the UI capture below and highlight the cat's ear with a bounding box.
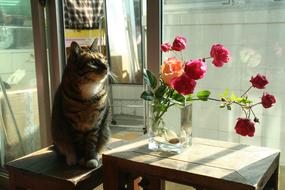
[90,38,99,52]
[70,41,82,57]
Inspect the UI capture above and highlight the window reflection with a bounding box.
[105,0,143,84]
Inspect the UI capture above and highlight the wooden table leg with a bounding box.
[264,166,279,190]
[103,161,119,190]
[138,176,165,190]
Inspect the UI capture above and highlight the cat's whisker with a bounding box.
[108,71,118,82]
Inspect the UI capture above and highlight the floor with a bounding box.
[95,126,285,190]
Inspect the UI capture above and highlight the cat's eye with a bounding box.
[87,62,99,69]
[88,59,103,69]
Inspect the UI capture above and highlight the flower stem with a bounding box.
[203,56,212,60]
[242,108,248,118]
[251,102,261,108]
[241,86,253,97]
[250,107,257,119]
[180,51,184,61]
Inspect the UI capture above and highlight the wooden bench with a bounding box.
[5,138,131,190]
[103,136,281,190]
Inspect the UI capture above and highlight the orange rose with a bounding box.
[161,57,183,86]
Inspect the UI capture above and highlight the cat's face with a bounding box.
[68,41,108,83]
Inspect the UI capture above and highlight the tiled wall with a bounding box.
[163,7,285,165]
[0,49,36,88]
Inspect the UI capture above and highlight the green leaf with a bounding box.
[171,91,185,104]
[155,84,166,99]
[220,104,225,108]
[140,90,154,101]
[235,97,252,104]
[143,69,157,89]
[226,105,232,110]
[223,88,229,97]
[186,94,193,102]
[197,90,211,101]
[230,92,237,100]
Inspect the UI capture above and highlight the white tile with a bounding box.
[201,25,222,45]
[192,128,218,140]
[240,136,262,146]
[218,131,240,143]
[12,52,35,72]
[260,115,282,139]
[163,14,181,25]
[0,53,13,73]
[261,137,282,150]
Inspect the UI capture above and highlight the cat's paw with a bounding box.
[66,153,77,166]
[85,159,99,168]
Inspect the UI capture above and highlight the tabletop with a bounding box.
[103,136,280,190]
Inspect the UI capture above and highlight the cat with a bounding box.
[51,41,111,168]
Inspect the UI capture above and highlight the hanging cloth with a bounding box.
[64,0,104,29]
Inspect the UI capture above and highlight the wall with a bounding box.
[163,5,285,165]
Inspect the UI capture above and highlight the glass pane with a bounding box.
[63,0,145,131]
[162,0,285,164]
[105,0,143,84]
[105,0,145,130]
[0,0,40,169]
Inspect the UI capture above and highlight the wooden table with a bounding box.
[102,136,280,190]
[5,138,129,190]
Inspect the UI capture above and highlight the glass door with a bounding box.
[162,0,285,164]
[0,0,55,188]
[104,0,146,131]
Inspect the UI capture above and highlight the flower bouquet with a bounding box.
[141,36,276,153]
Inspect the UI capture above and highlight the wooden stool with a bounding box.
[5,138,127,190]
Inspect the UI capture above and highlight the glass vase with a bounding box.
[147,104,192,154]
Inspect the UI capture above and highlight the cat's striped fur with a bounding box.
[52,41,111,168]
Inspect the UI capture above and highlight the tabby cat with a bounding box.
[51,41,111,168]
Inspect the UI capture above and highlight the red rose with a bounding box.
[261,93,276,108]
[161,43,171,52]
[210,44,230,67]
[184,59,207,80]
[170,74,196,95]
[171,36,187,51]
[235,118,255,137]
[250,74,269,89]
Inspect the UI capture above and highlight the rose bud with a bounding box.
[161,57,183,86]
[210,44,230,67]
[250,74,269,89]
[161,42,171,52]
[184,59,208,80]
[261,93,276,108]
[171,36,187,51]
[170,74,196,95]
[254,117,260,123]
[234,118,255,137]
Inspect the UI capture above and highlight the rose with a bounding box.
[234,118,255,137]
[184,59,207,80]
[170,74,196,95]
[250,74,269,89]
[161,43,171,52]
[261,93,276,108]
[161,57,183,86]
[210,44,230,67]
[171,36,187,51]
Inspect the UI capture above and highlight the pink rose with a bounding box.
[170,74,196,95]
[171,36,187,51]
[250,74,269,89]
[235,118,255,137]
[184,59,207,80]
[161,57,184,86]
[210,44,230,67]
[261,93,276,108]
[161,43,171,52]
